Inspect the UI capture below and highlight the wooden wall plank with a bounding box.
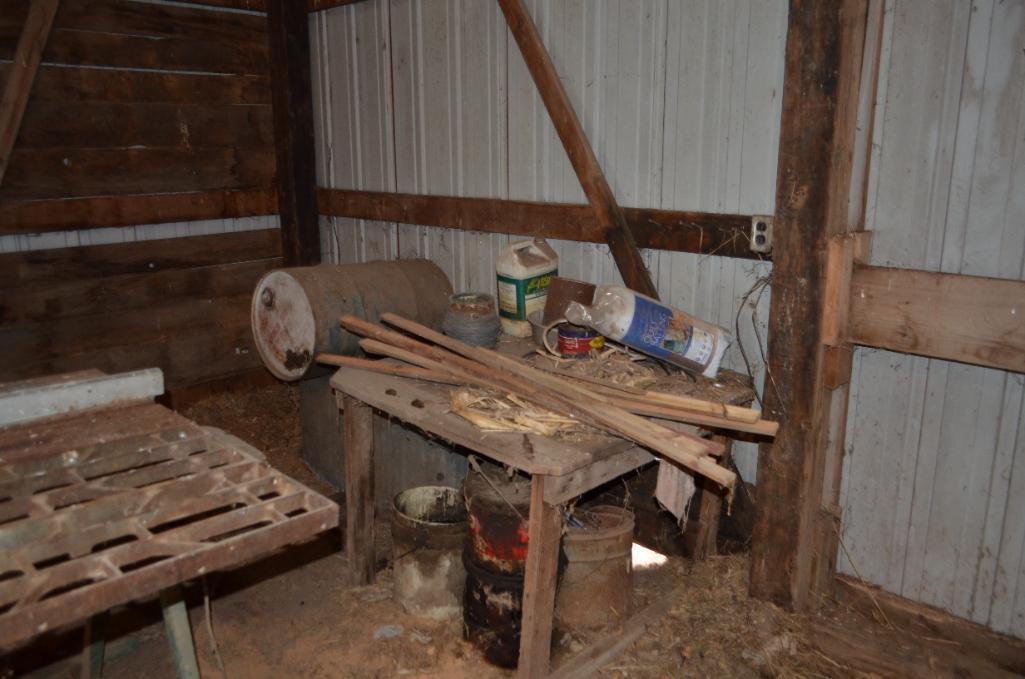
[0,0,264,41]
[0,189,278,235]
[317,188,759,260]
[0,29,269,75]
[15,102,272,149]
[0,228,280,287]
[1,258,280,324]
[0,65,271,105]
[1,146,276,200]
[849,266,1025,374]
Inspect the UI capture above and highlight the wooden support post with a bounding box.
[0,0,59,186]
[517,474,563,678]
[343,395,375,585]
[497,0,657,299]
[750,0,878,611]
[267,0,321,266]
[688,437,732,560]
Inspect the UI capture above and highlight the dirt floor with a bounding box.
[10,380,1022,679]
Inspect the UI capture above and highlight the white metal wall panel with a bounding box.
[312,0,786,482]
[837,0,1025,637]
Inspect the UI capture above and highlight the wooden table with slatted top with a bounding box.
[0,370,339,672]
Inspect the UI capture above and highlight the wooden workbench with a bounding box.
[331,365,666,678]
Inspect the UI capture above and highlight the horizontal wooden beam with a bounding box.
[317,188,761,260]
[0,188,278,235]
[308,0,370,10]
[848,265,1025,373]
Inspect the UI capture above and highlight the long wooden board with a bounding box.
[0,228,280,286]
[318,188,759,260]
[1,146,275,200]
[0,65,271,105]
[849,265,1025,373]
[0,189,278,235]
[16,101,272,149]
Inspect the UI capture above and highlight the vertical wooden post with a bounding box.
[688,437,732,560]
[517,474,563,678]
[0,0,59,186]
[343,395,375,585]
[266,0,321,266]
[750,0,874,611]
[497,0,657,299]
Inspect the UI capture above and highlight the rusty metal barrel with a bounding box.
[462,462,532,668]
[251,260,452,380]
[554,505,634,632]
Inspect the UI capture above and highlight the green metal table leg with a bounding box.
[160,587,201,679]
[82,611,107,679]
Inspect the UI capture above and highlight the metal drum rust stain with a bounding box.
[461,462,532,668]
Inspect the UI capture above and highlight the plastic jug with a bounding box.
[496,239,558,337]
[565,285,732,377]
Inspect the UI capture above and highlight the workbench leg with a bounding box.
[343,395,375,586]
[81,611,107,679]
[689,437,732,560]
[517,475,562,678]
[160,587,201,679]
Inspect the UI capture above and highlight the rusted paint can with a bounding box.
[391,486,467,620]
[251,260,452,381]
[462,463,532,667]
[555,506,635,632]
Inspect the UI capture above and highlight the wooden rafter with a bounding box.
[497,0,658,299]
[0,0,59,187]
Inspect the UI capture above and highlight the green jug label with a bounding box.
[496,271,556,320]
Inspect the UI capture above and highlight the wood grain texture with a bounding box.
[317,189,760,260]
[497,0,657,298]
[267,0,320,266]
[0,64,271,105]
[0,230,280,388]
[849,266,1025,373]
[750,0,871,611]
[0,188,278,235]
[0,0,58,185]
[16,101,273,149]
[342,395,375,586]
[0,228,280,287]
[0,146,276,200]
[517,474,563,678]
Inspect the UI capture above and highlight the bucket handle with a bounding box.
[541,318,567,358]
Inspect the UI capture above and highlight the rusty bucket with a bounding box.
[462,462,532,668]
[391,486,467,620]
[555,506,635,632]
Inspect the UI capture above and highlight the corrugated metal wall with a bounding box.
[311,0,1025,638]
[310,0,787,482]
[837,0,1025,638]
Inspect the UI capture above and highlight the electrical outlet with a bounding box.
[750,216,773,253]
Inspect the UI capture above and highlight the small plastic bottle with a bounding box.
[565,286,732,377]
